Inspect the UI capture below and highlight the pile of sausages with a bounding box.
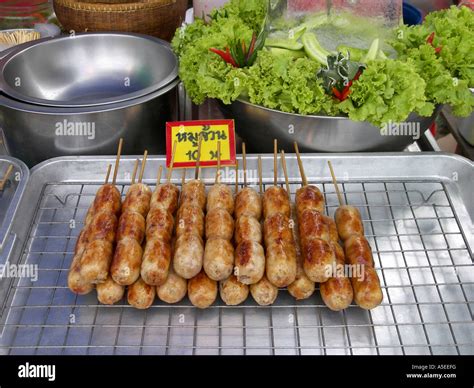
[68,162,382,311]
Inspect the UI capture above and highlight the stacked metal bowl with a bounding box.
[0,32,179,166]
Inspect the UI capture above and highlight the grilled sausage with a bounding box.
[250,275,278,306]
[175,204,204,238]
[68,253,94,295]
[287,254,315,300]
[297,209,329,246]
[219,275,249,306]
[234,240,265,285]
[140,238,172,286]
[188,270,218,309]
[87,210,118,244]
[150,183,180,214]
[116,211,146,244]
[335,205,364,241]
[93,184,122,216]
[146,207,174,243]
[322,215,339,244]
[205,208,234,241]
[295,185,325,217]
[180,180,206,210]
[97,275,125,305]
[263,213,294,248]
[234,214,262,245]
[110,238,143,286]
[207,183,234,214]
[203,238,234,281]
[263,186,291,219]
[156,267,187,304]
[122,183,152,218]
[79,239,114,284]
[265,240,297,288]
[84,204,96,228]
[173,233,204,279]
[302,238,336,283]
[127,277,156,309]
[74,229,90,257]
[344,234,382,310]
[320,242,353,311]
[235,187,262,220]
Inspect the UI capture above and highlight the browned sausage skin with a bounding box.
[180,180,206,210]
[220,275,249,306]
[207,183,234,214]
[234,240,265,285]
[110,238,143,286]
[235,214,262,245]
[116,211,146,244]
[150,183,179,214]
[205,208,234,241]
[235,187,262,220]
[141,238,172,286]
[335,205,364,242]
[263,186,291,219]
[295,185,325,217]
[128,277,156,310]
[122,183,152,218]
[302,238,336,283]
[93,184,122,216]
[80,239,114,284]
[146,207,174,243]
[188,270,218,309]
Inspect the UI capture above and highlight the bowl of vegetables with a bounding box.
[172,1,474,152]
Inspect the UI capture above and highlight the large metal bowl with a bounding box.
[0,33,178,107]
[219,99,439,152]
[0,79,179,167]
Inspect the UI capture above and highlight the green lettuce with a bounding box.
[339,59,434,127]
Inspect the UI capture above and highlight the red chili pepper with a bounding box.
[246,33,257,62]
[209,47,238,67]
[332,87,343,100]
[435,46,443,54]
[426,32,435,45]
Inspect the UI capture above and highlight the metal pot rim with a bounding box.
[0,78,179,114]
[0,32,179,108]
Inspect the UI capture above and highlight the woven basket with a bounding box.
[53,0,187,41]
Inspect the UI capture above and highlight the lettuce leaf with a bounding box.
[339,59,434,127]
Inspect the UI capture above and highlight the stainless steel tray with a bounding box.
[0,153,472,355]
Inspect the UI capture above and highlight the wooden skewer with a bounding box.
[0,164,14,191]
[258,156,263,195]
[138,150,148,183]
[280,151,291,197]
[273,139,278,187]
[112,138,123,185]
[156,165,163,186]
[104,164,112,185]
[131,159,139,185]
[167,140,178,184]
[328,160,345,207]
[234,160,239,195]
[195,134,203,180]
[181,169,187,186]
[215,141,221,185]
[242,143,248,187]
[294,142,308,187]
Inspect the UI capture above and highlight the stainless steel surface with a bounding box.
[0,80,179,167]
[219,99,440,153]
[0,156,28,250]
[0,33,178,108]
[0,153,473,355]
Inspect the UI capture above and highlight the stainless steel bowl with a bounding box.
[219,99,439,152]
[0,33,178,107]
[0,79,179,167]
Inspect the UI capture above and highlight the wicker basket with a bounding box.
[53,0,188,41]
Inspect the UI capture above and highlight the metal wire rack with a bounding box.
[0,171,472,356]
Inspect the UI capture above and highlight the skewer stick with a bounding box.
[235,160,239,195]
[0,164,14,191]
[181,169,187,186]
[215,142,221,185]
[131,159,139,185]
[167,140,178,184]
[242,143,248,187]
[327,161,345,207]
[112,138,123,185]
[104,164,112,185]
[156,165,163,186]
[258,156,263,195]
[138,150,148,183]
[293,142,308,187]
[273,139,278,187]
[280,151,291,197]
[195,134,203,180]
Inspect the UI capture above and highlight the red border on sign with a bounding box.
[166,120,236,168]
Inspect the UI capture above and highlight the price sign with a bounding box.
[166,120,236,168]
